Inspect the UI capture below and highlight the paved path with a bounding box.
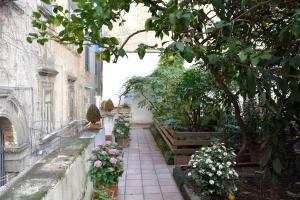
[117,128,183,200]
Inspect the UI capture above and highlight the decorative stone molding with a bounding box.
[38,67,59,77]
[67,74,77,82]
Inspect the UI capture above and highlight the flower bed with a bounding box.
[88,142,124,199]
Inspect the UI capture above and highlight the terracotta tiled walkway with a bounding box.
[117,128,183,200]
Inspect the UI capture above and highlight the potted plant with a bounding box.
[100,100,107,110]
[87,104,102,129]
[112,114,131,148]
[88,142,123,199]
[104,99,114,112]
[188,141,239,200]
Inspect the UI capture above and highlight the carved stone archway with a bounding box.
[0,89,30,173]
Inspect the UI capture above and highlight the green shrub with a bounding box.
[86,104,101,123]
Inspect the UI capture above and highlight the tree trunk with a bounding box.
[208,67,247,160]
[270,183,279,200]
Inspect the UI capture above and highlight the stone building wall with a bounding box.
[0,0,102,181]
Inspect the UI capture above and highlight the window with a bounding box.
[41,83,54,134]
[68,83,75,121]
[85,46,90,72]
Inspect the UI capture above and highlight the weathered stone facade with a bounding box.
[0,0,102,183]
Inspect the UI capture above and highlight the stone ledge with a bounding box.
[5,143,29,153]
[0,137,94,200]
[38,67,58,77]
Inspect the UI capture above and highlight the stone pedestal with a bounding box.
[4,143,30,173]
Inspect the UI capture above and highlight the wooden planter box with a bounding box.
[154,119,224,165]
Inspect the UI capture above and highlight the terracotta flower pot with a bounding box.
[116,138,129,148]
[108,185,118,198]
[97,184,118,199]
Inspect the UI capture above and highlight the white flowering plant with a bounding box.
[188,141,238,198]
[112,114,131,139]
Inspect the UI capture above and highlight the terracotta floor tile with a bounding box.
[127,174,142,180]
[142,179,159,186]
[125,186,143,195]
[162,192,184,200]
[125,194,144,200]
[117,128,182,200]
[143,185,161,194]
[144,193,163,200]
[117,195,125,200]
[126,179,142,187]
[160,185,180,193]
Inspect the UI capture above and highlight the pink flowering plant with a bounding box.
[88,142,124,186]
[112,114,131,139]
[188,141,239,198]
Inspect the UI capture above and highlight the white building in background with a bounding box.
[0,0,102,186]
[102,4,162,124]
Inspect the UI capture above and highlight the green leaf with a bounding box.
[169,13,176,24]
[246,69,256,98]
[181,46,195,63]
[95,52,100,59]
[107,22,113,30]
[32,20,41,29]
[117,49,127,57]
[208,54,221,65]
[238,50,248,62]
[32,12,41,19]
[41,0,51,4]
[250,55,260,65]
[145,18,153,31]
[102,50,111,62]
[53,18,61,26]
[137,44,146,59]
[272,158,282,174]
[37,38,48,45]
[260,146,272,167]
[175,42,185,52]
[110,37,119,45]
[77,46,83,54]
[26,37,33,43]
[260,52,272,60]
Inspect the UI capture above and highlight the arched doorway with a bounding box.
[0,117,15,187]
[0,125,5,186]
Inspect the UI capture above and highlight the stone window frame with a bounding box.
[67,79,76,122]
[40,81,54,135]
